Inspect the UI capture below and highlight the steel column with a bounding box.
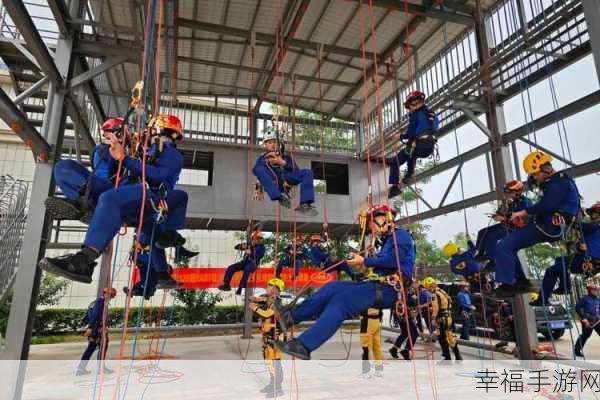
[583,0,600,84]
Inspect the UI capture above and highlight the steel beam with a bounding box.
[518,137,575,167]
[2,1,62,84]
[344,0,474,25]
[453,104,491,139]
[0,86,50,161]
[178,55,356,88]
[69,55,129,89]
[177,18,379,61]
[583,0,600,84]
[13,75,50,105]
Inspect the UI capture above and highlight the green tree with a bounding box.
[172,289,222,325]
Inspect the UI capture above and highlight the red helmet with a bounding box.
[586,282,599,291]
[101,117,124,132]
[103,287,117,298]
[404,90,425,109]
[309,234,322,242]
[294,235,305,243]
[587,202,600,215]
[152,114,183,141]
[250,230,263,241]
[368,204,398,223]
[504,179,524,195]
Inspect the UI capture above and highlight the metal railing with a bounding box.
[0,175,29,304]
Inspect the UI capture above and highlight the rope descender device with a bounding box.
[130,80,144,108]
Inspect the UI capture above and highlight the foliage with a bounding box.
[172,289,222,325]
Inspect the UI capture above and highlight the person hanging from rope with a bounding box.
[389,279,428,361]
[574,282,600,357]
[249,278,286,398]
[360,307,384,378]
[307,234,356,279]
[474,180,532,266]
[531,202,600,306]
[39,114,186,283]
[275,234,309,279]
[76,287,116,376]
[252,127,318,216]
[456,281,476,341]
[443,238,485,283]
[387,91,439,199]
[273,204,415,360]
[45,117,128,223]
[494,151,581,297]
[218,229,265,295]
[422,276,463,363]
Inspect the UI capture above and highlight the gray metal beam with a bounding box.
[0,86,50,161]
[177,18,379,61]
[344,0,474,25]
[2,1,62,84]
[517,137,576,167]
[583,0,600,84]
[69,55,129,89]
[454,104,492,139]
[13,75,50,105]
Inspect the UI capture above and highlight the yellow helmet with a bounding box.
[422,276,436,287]
[523,150,552,175]
[442,242,459,258]
[267,278,285,292]
[530,292,539,302]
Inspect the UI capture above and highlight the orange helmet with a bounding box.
[511,215,528,228]
[309,234,322,242]
[101,117,124,133]
[250,230,263,241]
[504,179,524,195]
[152,114,183,141]
[103,287,117,298]
[294,235,305,243]
[404,90,425,108]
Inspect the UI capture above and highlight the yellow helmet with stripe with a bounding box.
[442,242,459,258]
[523,150,552,175]
[422,276,436,287]
[267,278,285,292]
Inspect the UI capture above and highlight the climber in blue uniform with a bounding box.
[443,239,484,280]
[39,114,185,284]
[45,117,126,222]
[574,282,600,357]
[274,204,416,360]
[253,127,318,216]
[494,151,581,297]
[388,91,439,199]
[475,180,532,267]
[456,282,476,340]
[275,235,310,278]
[307,234,355,279]
[532,202,600,306]
[218,229,266,295]
[76,287,116,376]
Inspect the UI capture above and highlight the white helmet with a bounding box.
[262,127,285,144]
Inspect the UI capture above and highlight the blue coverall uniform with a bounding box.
[456,290,474,340]
[574,294,600,354]
[475,195,533,266]
[222,243,266,292]
[495,173,580,285]
[539,222,600,303]
[79,297,108,370]
[291,227,416,352]
[308,244,355,278]
[393,285,422,352]
[54,144,117,205]
[83,141,183,253]
[388,105,439,185]
[131,230,172,297]
[450,240,484,279]
[275,245,310,278]
[253,153,315,205]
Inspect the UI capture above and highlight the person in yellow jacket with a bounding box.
[249,278,286,398]
[423,277,462,363]
[360,307,383,378]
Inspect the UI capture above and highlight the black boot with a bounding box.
[492,284,517,298]
[400,349,411,360]
[514,279,536,294]
[453,346,463,361]
[123,283,153,300]
[388,185,403,199]
[174,246,199,264]
[274,338,311,360]
[218,283,231,291]
[277,193,291,209]
[265,388,284,398]
[295,203,318,217]
[389,347,399,359]
[156,231,186,249]
[39,247,98,283]
[156,271,182,289]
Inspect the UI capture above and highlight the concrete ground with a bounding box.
[28,326,600,361]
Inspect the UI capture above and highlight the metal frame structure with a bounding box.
[0,0,598,396]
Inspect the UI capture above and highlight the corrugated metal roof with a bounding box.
[91,0,503,121]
